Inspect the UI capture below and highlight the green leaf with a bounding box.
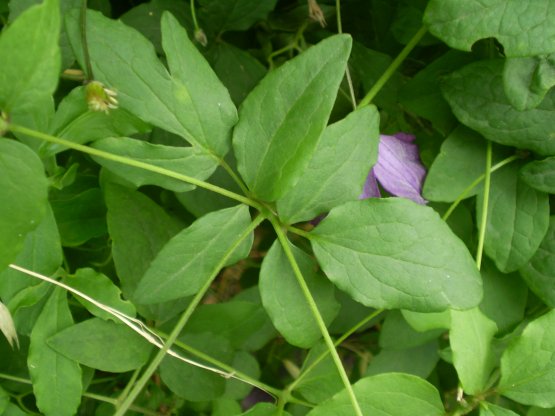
[399,51,474,135]
[49,185,107,247]
[477,162,550,272]
[240,403,291,416]
[41,86,150,157]
[104,184,189,321]
[528,408,555,416]
[442,59,555,156]
[424,0,555,57]
[134,205,253,304]
[48,317,152,372]
[504,55,555,111]
[366,342,439,379]
[401,310,451,332]
[224,351,260,399]
[277,106,379,224]
[199,0,277,33]
[0,140,48,272]
[233,35,352,201]
[307,373,444,416]
[90,137,218,192]
[161,12,237,157]
[205,43,267,106]
[0,205,61,302]
[499,310,555,407]
[423,126,487,202]
[380,311,443,350]
[259,240,340,348]
[450,308,498,394]
[294,342,343,404]
[68,9,235,157]
[28,288,82,416]
[520,217,555,307]
[0,0,60,114]
[520,157,555,194]
[311,199,482,312]
[479,260,527,333]
[212,398,242,416]
[160,332,233,401]
[64,268,136,321]
[184,300,274,351]
[481,403,520,416]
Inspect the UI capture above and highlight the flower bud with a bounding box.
[194,28,208,47]
[85,80,118,114]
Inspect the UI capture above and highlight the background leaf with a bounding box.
[0,140,48,272]
[232,34,352,201]
[48,318,152,372]
[520,157,555,194]
[311,199,482,312]
[277,105,380,224]
[477,162,550,272]
[259,240,340,348]
[499,310,555,407]
[424,0,555,56]
[28,288,82,416]
[199,0,278,34]
[134,205,253,304]
[441,60,555,156]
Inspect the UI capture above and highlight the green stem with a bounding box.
[190,0,200,31]
[285,224,313,240]
[335,0,356,110]
[219,158,251,196]
[269,217,363,416]
[288,308,383,392]
[358,25,427,107]
[476,141,492,270]
[80,0,93,81]
[441,155,518,222]
[114,215,265,415]
[8,124,261,210]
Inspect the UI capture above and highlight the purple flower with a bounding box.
[360,132,427,204]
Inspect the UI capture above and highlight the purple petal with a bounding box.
[373,133,427,204]
[360,168,381,199]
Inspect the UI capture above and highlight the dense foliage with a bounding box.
[1,0,555,415]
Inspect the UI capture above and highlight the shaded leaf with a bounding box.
[199,0,277,33]
[520,157,555,194]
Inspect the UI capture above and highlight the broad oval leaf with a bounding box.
[233,34,352,201]
[0,140,49,272]
[311,199,482,312]
[259,240,340,348]
[277,105,380,224]
[307,373,444,416]
[424,0,555,57]
[134,205,253,304]
[499,310,555,407]
[48,318,152,372]
[476,162,550,273]
[91,137,218,192]
[441,59,555,156]
[0,0,60,114]
[481,403,520,416]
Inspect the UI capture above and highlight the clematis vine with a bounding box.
[360,132,427,204]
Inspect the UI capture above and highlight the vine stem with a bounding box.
[269,217,364,416]
[475,141,492,270]
[441,154,518,222]
[358,25,427,107]
[7,124,262,210]
[114,214,265,415]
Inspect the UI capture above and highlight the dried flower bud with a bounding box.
[194,28,208,47]
[85,80,118,114]
[0,301,18,349]
[308,0,327,27]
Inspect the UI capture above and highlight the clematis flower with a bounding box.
[360,132,427,204]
